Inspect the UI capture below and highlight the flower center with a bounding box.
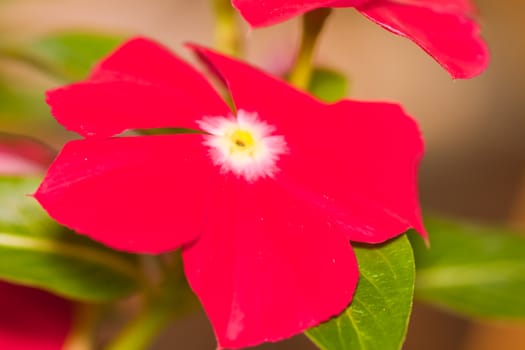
[197,110,288,182]
[231,129,255,151]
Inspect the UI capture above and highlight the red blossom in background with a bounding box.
[36,38,425,348]
[0,134,55,175]
[232,0,489,79]
[0,137,73,350]
[0,281,73,349]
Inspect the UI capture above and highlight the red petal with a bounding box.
[35,135,214,253]
[358,1,489,78]
[183,175,358,348]
[385,0,476,14]
[47,37,230,138]
[190,46,426,243]
[285,100,427,243]
[0,282,73,350]
[232,0,487,77]
[232,0,347,27]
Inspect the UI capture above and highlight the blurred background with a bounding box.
[1,0,524,349]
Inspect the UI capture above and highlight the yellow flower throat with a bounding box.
[230,129,256,155]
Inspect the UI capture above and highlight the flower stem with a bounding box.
[104,294,175,350]
[213,0,241,56]
[288,8,332,89]
[63,303,100,350]
[104,255,197,350]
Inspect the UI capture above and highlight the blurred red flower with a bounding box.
[36,38,425,348]
[0,134,55,175]
[232,0,489,78]
[0,136,72,349]
[0,281,73,349]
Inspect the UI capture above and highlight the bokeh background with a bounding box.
[1,0,524,349]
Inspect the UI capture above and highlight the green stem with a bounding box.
[104,254,198,350]
[288,8,332,89]
[63,303,101,350]
[104,293,177,350]
[213,0,241,56]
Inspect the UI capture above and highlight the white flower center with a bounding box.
[197,110,288,182]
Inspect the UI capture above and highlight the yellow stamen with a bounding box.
[231,129,255,149]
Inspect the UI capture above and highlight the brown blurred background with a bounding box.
[1,0,524,349]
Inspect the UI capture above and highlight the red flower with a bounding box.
[0,134,55,175]
[36,38,425,348]
[232,0,489,79]
[0,137,72,349]
[0,281,73,349]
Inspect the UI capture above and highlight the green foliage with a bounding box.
[28,32,123,80]
[0,32,121,121]
[0,32,122,82]
[0,176,143,302]
[412,217,525,319]
[0,80,48,120]
[308,68,348,102]
[306,235,415,350]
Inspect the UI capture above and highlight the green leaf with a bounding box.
[0,79,48,119]
[1,32,122,81]
[0,176,144,302]
[308,68,348,102]
[30,32,122,80]
[306,235,415,350]
[412,217,525,319]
